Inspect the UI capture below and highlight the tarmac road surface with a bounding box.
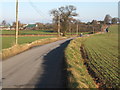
[2,37,74,88]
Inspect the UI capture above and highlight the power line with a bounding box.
[28,0,48,22]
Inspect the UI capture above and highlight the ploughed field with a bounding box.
[83,25,119,88]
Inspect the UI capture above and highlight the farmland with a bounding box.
[1,36,55,49]
[1,30,57,35]
[65,25,119,88]
[83,25,119,88]
[1,30,89,50]
[1,30,89,35]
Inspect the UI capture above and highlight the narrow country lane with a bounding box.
[2,38,74,88]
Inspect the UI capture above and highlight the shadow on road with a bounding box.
[34,39,72,88]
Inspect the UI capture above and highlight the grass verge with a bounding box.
[64,37,97,88]
[1,37,67,60]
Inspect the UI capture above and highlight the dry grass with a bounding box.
[1,37,67,60]
[64,37,97,88]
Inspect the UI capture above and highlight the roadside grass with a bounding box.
[64,37,97,88]
[83,25,119,88]
[1,37,67,60]
[1,36,55,49]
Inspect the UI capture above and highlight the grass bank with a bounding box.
[1,37,67,60]
[64,25,119,88]
[64,37,97,88]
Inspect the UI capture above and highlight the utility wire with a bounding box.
[28,0,47,22]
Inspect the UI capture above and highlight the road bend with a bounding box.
[2,37,74,88]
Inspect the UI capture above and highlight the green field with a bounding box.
[84,25,119,88]
[1,30,89,50]
[1,30,89,35]
[1,36,55,49]
[1,30,57,35]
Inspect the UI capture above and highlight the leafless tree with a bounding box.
[112,18,118,24]
[50,5,78,36]
[104,14,112,24]
[1,20,7,26]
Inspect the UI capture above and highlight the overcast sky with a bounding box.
[0,0,119,24]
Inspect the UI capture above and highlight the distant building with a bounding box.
[24,24,38,30]
[97,21,100,24]
[98,21,104,24]
[0,24,11,30]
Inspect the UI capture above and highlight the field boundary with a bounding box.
[1,37,67,60]
[80,44,101,87]
[64,37,97,88]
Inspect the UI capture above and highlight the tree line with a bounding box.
[104,14,120,24]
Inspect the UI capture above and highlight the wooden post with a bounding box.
[58,15,60,36]
[69,22,71,36]
[76,22,79,36]
[93,26,94,34]
[15,0,19,44]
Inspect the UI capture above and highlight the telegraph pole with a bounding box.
[76,21,79,36]
[15,0,19,44]
[93,26,95,34]
[69,22,71,35]
[58,15,60,37]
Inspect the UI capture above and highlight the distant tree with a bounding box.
[50,5,78,36]
[45,23,54,30]
[91,20,98,25]
[112,18,118,24]
[18,21,24,29]
[12,22,16,28]
[104,14,112,24]
[1,20,7,26]
[36,22,45,30]
[118,18,120,23]
[67,17,75,33]
[12,21,23,29]
[86,22,91,25]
